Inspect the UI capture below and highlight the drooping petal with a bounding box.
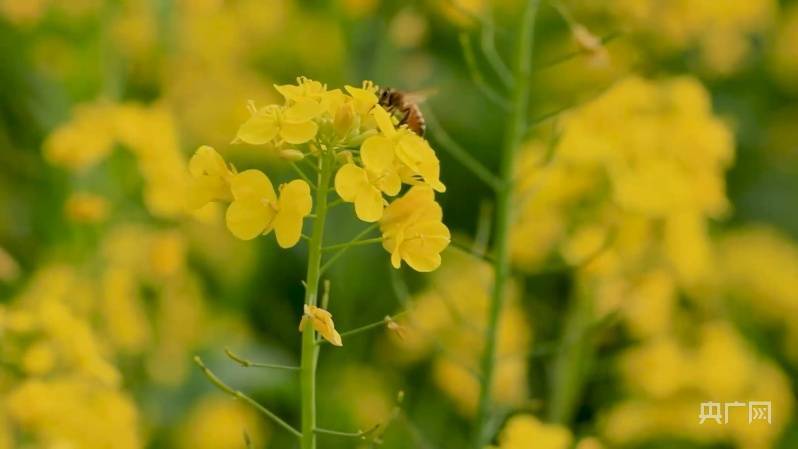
[402,251,442,272]
[300,305,342,346]
[397,135,446,192]
[361,135,396,172]
[334,163,369,202]
[230,170,276,202]
[236,109,279,145]
[354,187,385,222]
[280,120,319,144]
[225,198,274,240]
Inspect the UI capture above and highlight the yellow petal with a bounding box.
[280,120,319,144]
[371,105,396,137]
[273,212,304,248]
[236,108,279,144]
[355,187,384,222]
[189,145,228,178]
[326,328,343,346]
[186,176,229,209]
[403,251,442,272]
[272,180,312,248]
[361,135,396,172]
[274,83,303,101]
[376,170,402,196]
[301,305,343,346]
[397,135,445,192]
[278,180,313,217]
[344,84,378,114]
[284,98,324,123]
[225,198,274,240]
[402,221,450,272]
[230,170,277,202]
[334,163,369,202]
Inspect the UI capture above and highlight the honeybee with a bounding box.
[377,87,433,137]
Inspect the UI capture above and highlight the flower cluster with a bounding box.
[604,0,776,75]
[604,321,792,448]
[186,77,450,271]
[44,102,187,219]
[0,266,141,449]
[512,76,733,291]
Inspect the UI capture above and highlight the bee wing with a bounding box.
[402,88,438,105]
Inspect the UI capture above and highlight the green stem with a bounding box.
[317,311,409,345]
[319,223,380,275]
[194,356,302,439]
[314,424,380,438]
[300,150,334,449]
[322,237,383,252]
[473,1,539,446]
[548,291,595,424]
[225,348,300,370]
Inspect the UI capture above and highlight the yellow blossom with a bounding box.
[225,170,312,247]
[187,145,234,210]
[334,132,402,221]
[344,81,379,116]
[65,192,109,223]
[43,103,116,170]
[176,396,269,449]
[494,415,573,449]
[299,304,342,346]
[6,378,141,449]
[21,341,56,375]
[237,100,323,145]
[380,186,450,272]
[368,106,446,192]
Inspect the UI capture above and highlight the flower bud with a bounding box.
[279,149,305,161]
[336,150,354,165]
[333,102,357,138]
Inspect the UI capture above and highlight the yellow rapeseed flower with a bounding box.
[334,132,402,221]
[379,186,450,272]
[370,105,446,192]
[493,415,573,449]
[65,192,109,223]
[187,145,234,210]
[226,170,312,246]
[299,304,342,346]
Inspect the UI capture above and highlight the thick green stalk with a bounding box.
[300,151,333,449]
[473,1,540,446]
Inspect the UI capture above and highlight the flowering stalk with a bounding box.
[186,77,450,446]
[300,149,334,449]
[474,0,540,446]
